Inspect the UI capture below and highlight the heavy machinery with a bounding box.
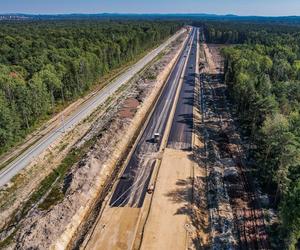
[147,184,155,194]
[153,132,160,143]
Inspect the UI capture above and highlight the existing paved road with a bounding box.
[167,28,198,150]
[0,30,185,187]
[110,28,197,208]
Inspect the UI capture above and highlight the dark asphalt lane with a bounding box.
[167,28,198,150]
[109,28,196,208]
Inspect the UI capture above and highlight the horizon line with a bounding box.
[0,12,299,18]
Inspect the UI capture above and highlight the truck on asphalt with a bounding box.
[153,133,160,143]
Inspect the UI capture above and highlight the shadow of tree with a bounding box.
[164,174,211,249]
[165,178,192,205]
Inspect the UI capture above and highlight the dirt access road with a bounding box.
[0,29,185,187]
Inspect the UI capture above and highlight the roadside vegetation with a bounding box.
[0,20,181,155]
[200,21,300,249]
[0,135,96,248]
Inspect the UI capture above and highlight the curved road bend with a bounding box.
[0,29,185,187]
[110,28,197,208]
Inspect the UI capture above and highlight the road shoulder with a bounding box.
[139,148,193,250]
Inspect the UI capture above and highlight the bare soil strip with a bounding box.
[201,42,270,249]
[139,149,193,250]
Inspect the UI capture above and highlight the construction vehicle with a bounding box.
[147,184,155,194]
[153,133,160,143]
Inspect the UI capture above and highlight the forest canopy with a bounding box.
[0,20,181,153]
[200,21,300,249]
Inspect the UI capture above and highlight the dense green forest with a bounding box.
[202,21,300,249]
[0,21,180,153]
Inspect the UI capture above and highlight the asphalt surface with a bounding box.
[0,30,184,187]
[110,28,197,208]
[167,28,198,150]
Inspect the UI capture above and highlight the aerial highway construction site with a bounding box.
[0,26,271,250]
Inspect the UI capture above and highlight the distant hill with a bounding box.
[1,13,300,25]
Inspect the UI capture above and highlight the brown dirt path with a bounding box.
[139,149,193,250]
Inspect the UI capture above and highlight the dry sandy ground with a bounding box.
[202,43,237,248]
[203,43,218,74]
[0,111,95,229]
[191,54,210,248]
[140,149,193,250]
[85,208,140,250]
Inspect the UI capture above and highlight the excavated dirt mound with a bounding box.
[119,98,140,119]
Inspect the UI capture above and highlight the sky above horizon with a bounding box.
[1,0,300,16]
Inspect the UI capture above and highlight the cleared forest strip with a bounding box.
[201,42,270,249]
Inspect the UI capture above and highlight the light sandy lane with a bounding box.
[0,29,184,187]
[139,149,193,250]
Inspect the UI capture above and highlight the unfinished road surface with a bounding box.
[167,28,197,150]
[0,30,184,187]
[110,28,197,208]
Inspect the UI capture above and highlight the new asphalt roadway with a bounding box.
[167,27,197,150]
[110,27,197,208]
